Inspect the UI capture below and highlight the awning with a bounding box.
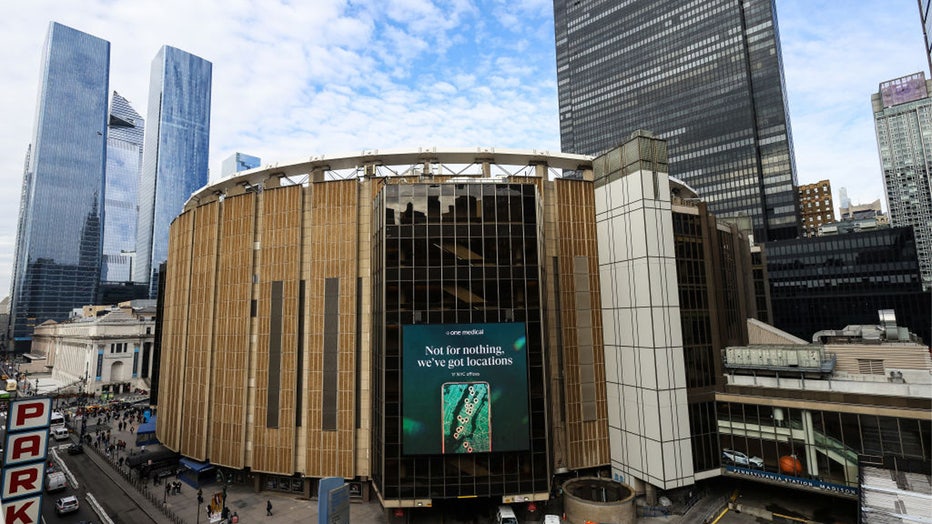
[137,415,157,434]
[22,353,45,361]
[180,457,214,473]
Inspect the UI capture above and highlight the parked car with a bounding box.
[67,443,84,455]
[722,449,764,468]
[55,495,79,515]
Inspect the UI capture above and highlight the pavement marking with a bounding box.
[86,492,116,524]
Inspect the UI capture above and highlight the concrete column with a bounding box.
[801,410,819,477]
[645,483,658,506]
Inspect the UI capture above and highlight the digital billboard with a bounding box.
[402,323,529,455]
[880,73,928,108]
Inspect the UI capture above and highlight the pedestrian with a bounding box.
[267,499,273,516]
[232,511,239,523]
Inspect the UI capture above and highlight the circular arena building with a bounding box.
[155,147,609,510]
[155,137,743,520]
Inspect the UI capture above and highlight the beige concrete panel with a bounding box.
[209,193,256,468]
[159,209,197,451]
[304,180,359,478]
[182,204,220,460]
[246,187,304,474]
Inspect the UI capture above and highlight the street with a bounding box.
[48,441,159,524]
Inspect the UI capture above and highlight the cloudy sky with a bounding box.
[0,0,925,296]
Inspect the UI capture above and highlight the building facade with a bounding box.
[798,180,835,238]
[102,92,145,283]
[765,227,931,345]
[134,46,212,297]
[10,22,110,353]
[720,318,931,497]
[30,301,156,395]
[873,72,932,291]
[839,197,884,222]
[0,297,10,354]
[157,138,769,515]
[595,133,758,494]
[157,149,611,508]
[553,0,801,243]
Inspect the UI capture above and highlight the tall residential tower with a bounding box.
[553,0,801,242]
[134,46,212,297]
[872,72,932,290]
[10,22,110,352]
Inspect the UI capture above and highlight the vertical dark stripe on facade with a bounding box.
[355,277,362,429]
[574,255,597,421]
[267,280,283,428]
[553,257,568,431]
[295,280,305,427]
[322,277,340,431]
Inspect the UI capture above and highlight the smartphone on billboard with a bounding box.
[441,382,491,453]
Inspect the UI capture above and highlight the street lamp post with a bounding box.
[216,469,232,521]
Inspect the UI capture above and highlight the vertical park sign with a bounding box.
[1,397,52,524]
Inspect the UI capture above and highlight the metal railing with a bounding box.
[84,432,189,523]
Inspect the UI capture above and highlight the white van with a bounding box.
[51,427,69,441]
[496,505,518,524]
[45,471,67,492]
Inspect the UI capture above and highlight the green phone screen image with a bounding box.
[441,382,491,453]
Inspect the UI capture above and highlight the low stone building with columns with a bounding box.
[30,300,157,395]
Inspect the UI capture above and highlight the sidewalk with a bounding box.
[65,402,385,524]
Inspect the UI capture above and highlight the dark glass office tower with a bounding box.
[554,0,801,242]
[9,22,110,352]
[102,92,144,283]
[766,227,931,345]
[135,46,211,297]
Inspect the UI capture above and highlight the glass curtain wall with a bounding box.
[10,22,109,349]
[718,401,931,487]
[372,182,549,500]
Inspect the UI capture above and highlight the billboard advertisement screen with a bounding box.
[880,73,928,108]
[402,323,529,455]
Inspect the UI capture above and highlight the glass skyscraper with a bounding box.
[134,46,212,296]
[872,73,932,290]
[221,152,261,178]
[102,91,144,283]
[10,22,110,352]
[553,0,801,242]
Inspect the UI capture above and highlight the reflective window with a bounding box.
[11,23,110,346]
[372,183,547,498]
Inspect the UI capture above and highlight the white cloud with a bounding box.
[778,0,927,212]
[0,0,926,297]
